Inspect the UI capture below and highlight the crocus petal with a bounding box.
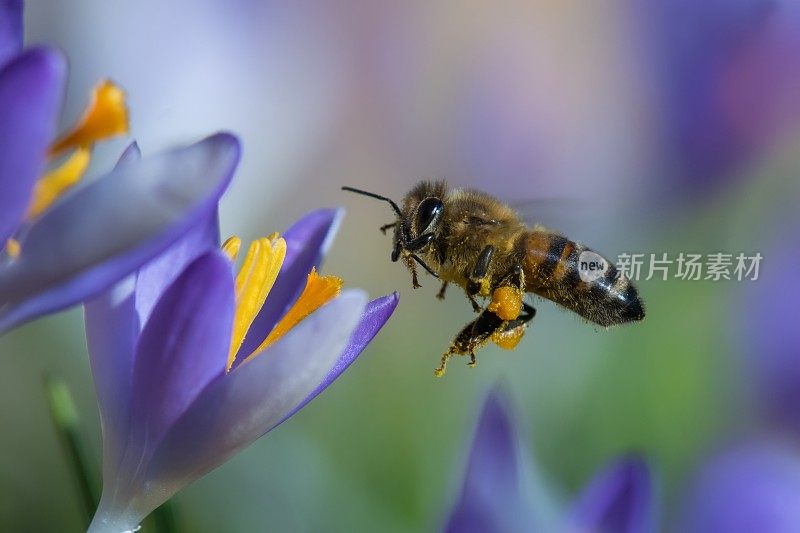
[0,46,65,243]
[83,142,145,473]
[445,388,533,533]
[115,140,142,167]
[123,127,220,328]
[237,208,343,359]
[129,251,234,451]
[0,132,240,334]
[0,0,22,68]
[680,440,800,533]
[134,210,220,328]
[85,275,138,478]
[275,292,399,427]
[142,290,367,512]
[569,456,654,533]
[90,252,234,533]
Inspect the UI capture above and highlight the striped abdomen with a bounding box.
[519,230,645,327]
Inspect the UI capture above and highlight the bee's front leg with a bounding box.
[380,222,397,234]
[405,255,421,289]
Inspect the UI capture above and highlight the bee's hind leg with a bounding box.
[434,308,504,377]
[434,348,454,377]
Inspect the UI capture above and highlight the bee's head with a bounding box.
[411,196,444,237]
[403,180,448,239]
[341,183,445,278]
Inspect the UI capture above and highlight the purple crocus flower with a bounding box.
[0,1,238,334]
[444,389,655,533]
[85,197,398,532]
[740,216,800,436]
[643,0,800,202]
[679,440,800,533]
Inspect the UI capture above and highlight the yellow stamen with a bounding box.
[226,237,286,370]
[25,148,91,219]
[48,79,129,157]
[222,236,242,262]
[248,267,343,360]
[5,238,21,259]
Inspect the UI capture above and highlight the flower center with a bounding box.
[4,80,129,256]
[222,235,343,371]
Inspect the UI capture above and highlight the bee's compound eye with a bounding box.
[415,197,444,234]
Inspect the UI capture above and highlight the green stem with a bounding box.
[44,375,99,527]
[153,501,179,533]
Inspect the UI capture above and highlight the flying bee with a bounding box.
[342,181,645,377]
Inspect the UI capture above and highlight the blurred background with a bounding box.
[2,0,800,531]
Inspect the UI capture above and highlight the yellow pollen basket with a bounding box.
[221,235,344,371]
[488,286,522,321]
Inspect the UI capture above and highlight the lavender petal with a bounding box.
[0,0,22,68]
[680,440,800,533]
[144,290,367,505]
[568,455,655,533]
[128,251,234,451]
[84,276,139,478]
[134,210,220,328]
[273,292,399,429]
[445,389,532,533]
[0,46,65,243]
[0,132,239,334]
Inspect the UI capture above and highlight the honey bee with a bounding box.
[343,181,645,377]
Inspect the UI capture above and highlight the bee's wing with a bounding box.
[505,197,603,233]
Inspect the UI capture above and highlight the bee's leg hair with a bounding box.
[467,294,481,313]
[437,281,449,300]
[405,255,422,289]
[434,308,504,377]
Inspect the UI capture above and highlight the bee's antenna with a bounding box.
[341,186,403,219]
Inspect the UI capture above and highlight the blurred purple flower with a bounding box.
[443,389,655,533]
[645,0,800,201]
[85,204,398,532]
[741,218,800,435]
[680,440,800,533]
[0,1,239,334]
